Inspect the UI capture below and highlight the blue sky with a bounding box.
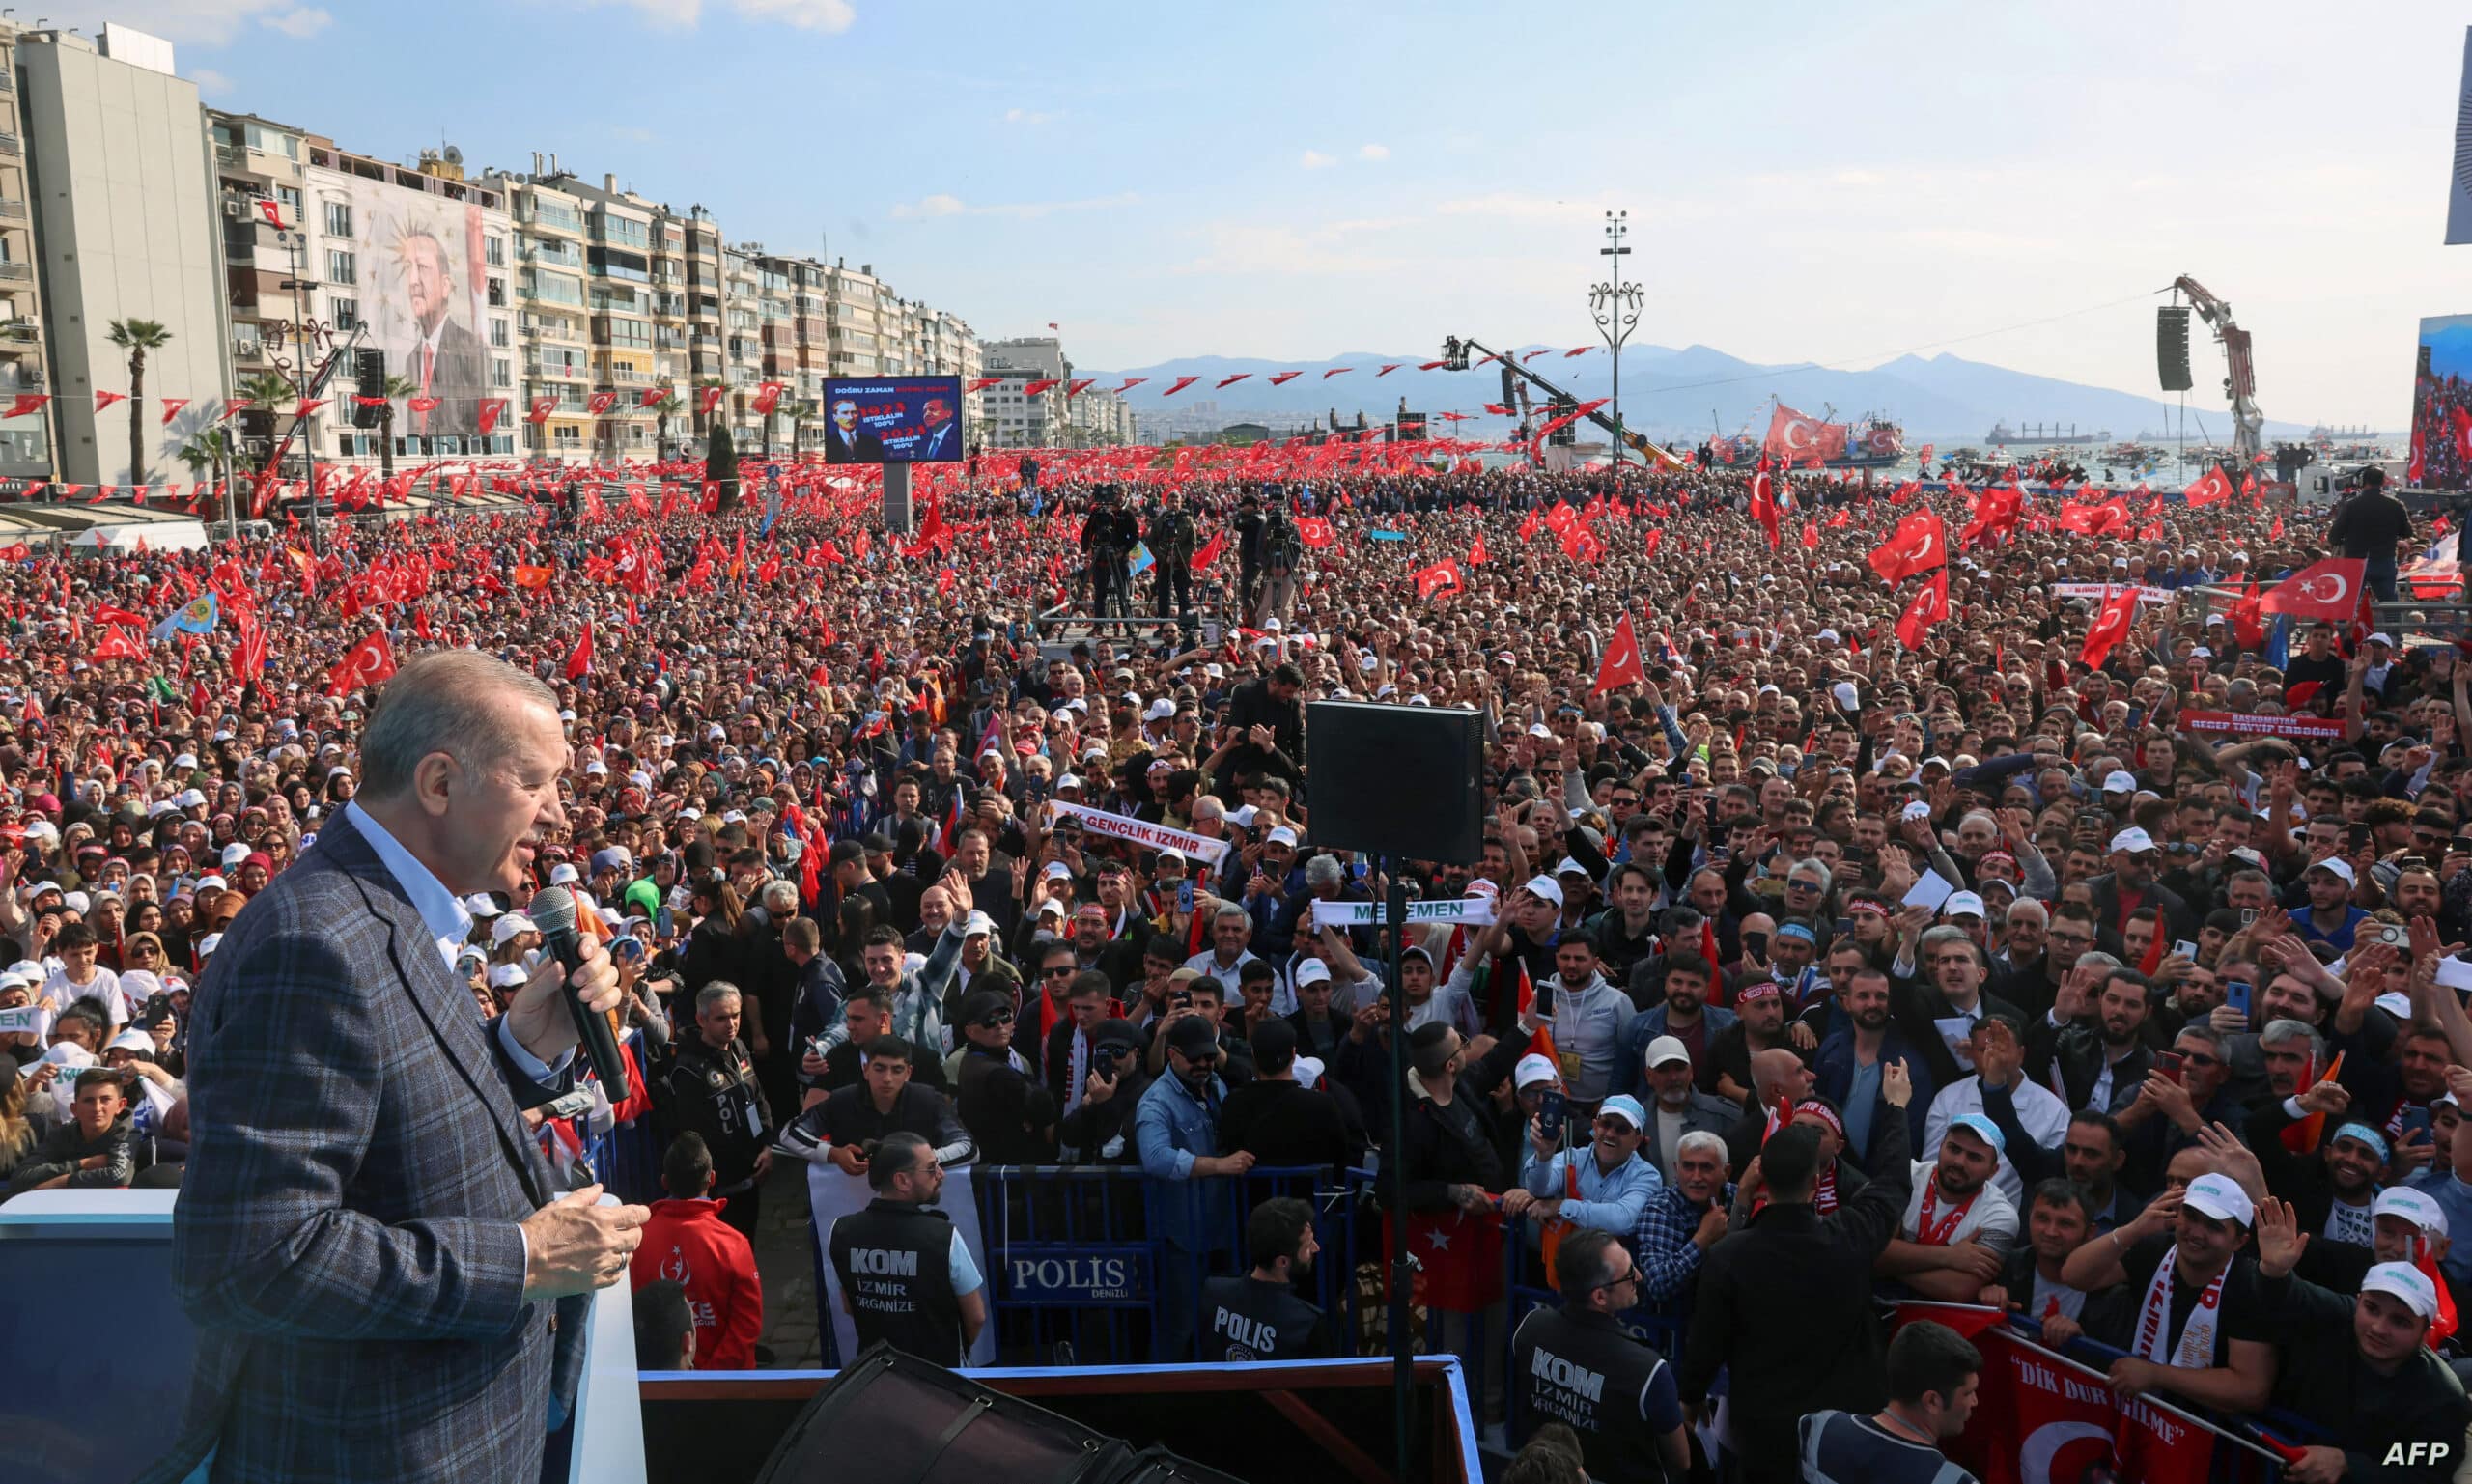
[46,1,2472,425]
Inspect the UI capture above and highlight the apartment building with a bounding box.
[0,23,48,488]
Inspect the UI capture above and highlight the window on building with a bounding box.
[490,317,509,349]
[323,201,352,238]
[487,277,506,308]
[485,236,506,267]
[331,297,358,331]
[492,357,512,389]
[326,249,356,286]
[275,185,303,218]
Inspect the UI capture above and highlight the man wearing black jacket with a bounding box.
[2328,465,2414,601]
[1216,663,1306,797]
[1217,1020,1353,1177]
[1145,490,1196,619]
[1678,1058,1916,1484]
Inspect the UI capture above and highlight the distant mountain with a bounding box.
[1082,345,2331,443]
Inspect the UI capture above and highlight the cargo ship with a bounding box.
[1988,422,2107,446]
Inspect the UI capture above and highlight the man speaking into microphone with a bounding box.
[148,651,647,1484]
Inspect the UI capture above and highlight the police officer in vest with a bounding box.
[1197,1195,1335,1362]
[824,1132,988,1364]
[1510,1228,1690,1482]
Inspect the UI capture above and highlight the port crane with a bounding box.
[2171,275,2264,467]
[1438,336,1685,467]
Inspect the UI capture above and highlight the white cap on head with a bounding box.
[487,964,529,990]
[1942,891,1986,920]
[1293,958,1332,987]
[2374,1187,2450,1238]
[1264,826,1300,848]
[2108,826,2154,854]
[2181,1172,2254,1227]
[1513,1053,1559,1091]
[2311,856,2356,885]
[1524,875,1564,908]
[1643,1035,1691,1070]
[2102,770,2137,794]
[2363,1260,2442,1321]
[492,913,537,946]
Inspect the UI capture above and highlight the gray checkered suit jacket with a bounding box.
[144,812,582,1484]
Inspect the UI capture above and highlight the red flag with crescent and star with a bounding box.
[326,632,397,696]
[1749,467,1781,549]
[1592,613,1649,694]
[2080,586,2139,669]
[1868,509,1946,585]
[1896,570,1951,649]
[2260,558,2367,623]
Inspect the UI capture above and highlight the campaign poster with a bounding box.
[344,179,492,440]
[823,376,964,464]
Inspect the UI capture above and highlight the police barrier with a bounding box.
[2004,1312,2326,1484]
[807,1163,1363,1368]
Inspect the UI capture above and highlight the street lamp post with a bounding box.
[1588,210,1642,491]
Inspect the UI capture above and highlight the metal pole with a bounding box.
[1591,212,1641,497]
[1384,856,1412,1483]
[291,231,320,555]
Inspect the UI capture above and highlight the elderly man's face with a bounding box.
[406,236,452,330]
[833,402,858,429]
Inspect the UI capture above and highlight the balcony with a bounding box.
[0,262,27,283]
[0,321,38,343]
[0,363,43,390]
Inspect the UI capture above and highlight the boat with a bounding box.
[1830,414,1906,469]
[1988,421,2107,446]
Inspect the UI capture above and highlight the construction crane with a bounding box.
[1439,336,1686,466]
[2171,275,2264,467]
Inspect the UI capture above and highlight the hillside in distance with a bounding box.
[1086,345,2327,442]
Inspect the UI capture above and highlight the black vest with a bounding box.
[1511,1305,1671,1483]
[827,1198,964,1364]
[1197,1274,1330,1362]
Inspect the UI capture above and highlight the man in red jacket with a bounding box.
[630,1132,765,1370]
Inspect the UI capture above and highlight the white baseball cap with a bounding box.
[487,963,529,990]
[1643,1035,1692,1069]
[1264,826,1300,848]
[2374,1187,2450,1237]
[1942,891,1987,920]
[2102,770,2138,794]
[2364,1260,2442,1321]
[2310,857,2357,885]
[1293,958,1332,987]
[2181,1172,2255,1227]
[2108,826,2154,854]
[492,912,537,946]
[1512,1053,1559,1091]
[1524,875,1564,908]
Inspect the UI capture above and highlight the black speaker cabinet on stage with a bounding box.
[1304,700,1484,863]
[2157,306,2194,393]
[750,1346,1246,1484]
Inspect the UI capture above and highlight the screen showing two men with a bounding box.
[823,377,964,464]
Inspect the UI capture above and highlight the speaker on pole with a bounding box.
[2157,305,2193,393]
[1302,701,1484,863]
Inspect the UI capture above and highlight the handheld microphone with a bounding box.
[526,886,631,1103]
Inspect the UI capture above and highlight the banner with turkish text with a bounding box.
[2175,709,2349,740]
[1042,798,1231,870]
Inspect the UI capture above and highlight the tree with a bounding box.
[178,426,234,527]
[646,388,684,462]
[706,418,739,514]
[105,319,171,488]
[372,373,418,484]
[235,371,300,515]
[780,398,815,462]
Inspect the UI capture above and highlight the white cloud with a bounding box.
[261,6,330,37]
[188,67,234,95]
[1003,107,1061,126]
[1300,150,1335,170]
[574,0,856,30]
[1357,144,1390,162]
[889,191,1136,221]
[36,1,294,46]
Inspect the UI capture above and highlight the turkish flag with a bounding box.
[407,396,440,415]
[563,621,593,680]
[91,627,143,662]
[477,398,508,435]
[751,381,785,416]
[512,564,552,590]
[697,383,726,416]
[1895,569,1950,649]
[1161,376,1201,398]
[2184,466,2235,507]
[586,391,618,417]
[2455,406,2472,466]
[636,385,668,409]
[1412,558,1462,601]
[2080,586,2139,669]
[1868,509,1947,585]
[527,397,558,424]
[1467,535,1488,565]
[326,632,397,696]
[1267,371,1302,385]
[159,398,190,426]
[1296,516,1334,548]
[2261,558,2368,622]
[1749,470,1781,548]
[96,391,126,413]
[1190,528,1224,573]
[2,393,45,419]
[1591,613,1649,694]
[1022,378,1059,397]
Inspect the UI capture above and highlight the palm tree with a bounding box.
[105,319,171,487]
[178,426,234,527]
[645,388,684,461]
[780,397,814,462]
[371,372,418,482]
[234,371,298,515]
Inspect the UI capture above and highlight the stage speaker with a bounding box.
[2157,306,2193,393]
[1304,700,1484,863]
[751,1346,1245,1484]
[1499,364,1518,408]
[352,348,387,430]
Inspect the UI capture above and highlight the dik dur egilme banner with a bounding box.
[2176,710,2350,741]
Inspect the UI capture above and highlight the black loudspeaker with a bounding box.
[1499,364,1518,407]
[1304,700,1484,863]
[751,1346,1245,1484]
[352,348,386,429]
[2157,306,2193,393]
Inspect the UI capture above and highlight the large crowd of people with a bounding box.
[3,449,2467,1481]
